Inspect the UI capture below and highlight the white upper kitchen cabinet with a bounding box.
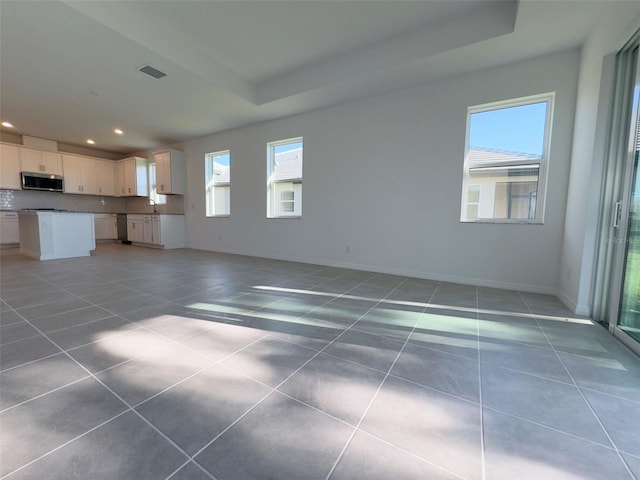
[117,157,148,197]
[62,154,81,193]
[0,143,22,190]
[97,160,116,196]
[20,147,63,175]
[153,150,186,195]
[82,158,99,195]
[115,161,125,196]
[63,154,99,195]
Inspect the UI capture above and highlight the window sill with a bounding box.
[206,214,230,218]
[460,219,543,225]
[267,216,302,219]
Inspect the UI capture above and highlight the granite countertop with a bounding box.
[4,209,185,215]
[17,209,94,214]
[124,212,185,215]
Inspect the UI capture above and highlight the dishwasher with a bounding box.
[116,214,131,244]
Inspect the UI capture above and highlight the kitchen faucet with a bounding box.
[149,198,157,213]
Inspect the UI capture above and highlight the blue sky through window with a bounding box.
[275,141,303,154]
[469,101,547,156]
[212,152,230,166]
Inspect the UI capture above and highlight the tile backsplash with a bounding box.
[0,189,184,214]
[125,195,185,214]
[0,189,126,212]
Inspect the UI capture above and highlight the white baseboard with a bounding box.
[574,304,591,317]
[556,290,591,317]
[190,245,559,296]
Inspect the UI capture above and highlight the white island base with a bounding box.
[18,211,96,260]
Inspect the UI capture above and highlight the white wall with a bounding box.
[182,49,580,294]
[558,7,640,315]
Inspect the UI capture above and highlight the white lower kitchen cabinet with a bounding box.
[127,215,145,243]
[18,211,95,260]
[143,216,153,244]
[152,216,161,244]
[126,214,185,248]
[155,214,186,248]
[0,212,20,245]
[94,214,117,240]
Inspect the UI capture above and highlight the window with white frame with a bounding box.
[466,184,481,219]
[148,163,166,205]
[460,93,553,223]
[205,150,230,217]
[267,138,303,218]
[280,190,295,213]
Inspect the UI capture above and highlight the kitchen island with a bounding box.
[18,211,95,260]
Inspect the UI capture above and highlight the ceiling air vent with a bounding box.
[138,65,167,79]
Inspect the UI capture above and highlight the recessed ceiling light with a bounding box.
[114,128,124,135]
[2,121,14,128]
[86,139,96,145]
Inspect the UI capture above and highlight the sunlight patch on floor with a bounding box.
[186,302,343,330]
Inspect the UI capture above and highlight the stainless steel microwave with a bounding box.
[21,172,64,192]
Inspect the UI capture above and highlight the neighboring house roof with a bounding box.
[467,147,541,166]
[213,147,303,185]
[212,162,230,184]
[273,147,303,182]
[217,147,536,184]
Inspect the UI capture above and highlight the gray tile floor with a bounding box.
[1,243,640,479]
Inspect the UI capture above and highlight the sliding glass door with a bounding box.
[617,89,640,343]
[610,46,640,353]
